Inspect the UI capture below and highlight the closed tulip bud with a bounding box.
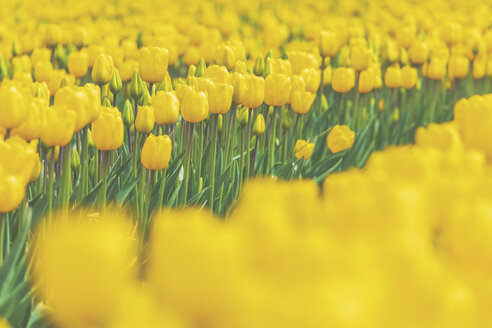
[253,114,265,136]
[264,74,291,107]
[138,86,151,106]
[59,76,71,89]
[0,85,29,129]
[215,44,235,70]
[71,148,80,171]
[282,108,292,130]
[292,90,316,114]
[326,124,355,153]
[34,61,53,82]
[102,97,112,108]
[123,100,134,127]
[321,95,329,111]
[92,53,113,85]
[350,46,371,71]
[253,55,265,76]
[135,105,155,133]
[130,70,143,100]
[110,68,123,95]
[425,57,446,80]
[319,30,338,57]
[42,105,76,147]
[187,65,197,80]
[0,55,8,79]
[12,40,20,57]
[358,69,374,93]
[54,45,67,67]
[332,67,355,93]
[12,98,46,140]
[141,134,172,170]
[208,82,234,115]
[151,91,180,125]
[242,74,265,109]
[139,47,169,83]
[294,139,314,160]
[180,88,209,123]
[237,106,249,127]
[91,106,124,151]
[196,58,206,77]
[230,72,247,104]
[448,55,469,79]
[401,66,418,89]
[67,51,89,78]
[384,66,402,88]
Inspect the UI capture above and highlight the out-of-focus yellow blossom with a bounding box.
[67,51,89,78]
[327,125,355,153]
[358,68,375,93]
[0,84,29,130]
[385,65,402,89]
[401,66,418,90]
[351,46,371,71]
[32,210,137,328]
[141,134,172,170]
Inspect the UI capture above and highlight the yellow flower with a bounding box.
[12,97,47,140]
[0,84,29,130]
[206,81,234,115]
[151,91,180,125]
[0,135,37,186]
[409,40,429,64]
[358,69,375,93]
[242,74,265,109]
[215,44,235,70]
[264,74,291,107]
[319,30,339,57]
[204,65,230,84]
[332,67,355,93]
[230,72,247,105]
[401,66,418,90]
[294,139,314,160]
[34,61,53,82]
[424,57,446,80]
[31,210,137,328]
[350,46,371,71]
[91,106,124,151]
[384,65,402,89]
[300,68,321,93]
[415,122,462,150]
[291,90,316,115]
[41,105,76,147]
[92,53,114,85]
[266,57,292,75]
[141,134,172,170]
[180,87,209,123]
[135,105,155,134]
[139,46,169,83]
[448,55,469,80]
[67,51,89,78]
[327,125,355,153]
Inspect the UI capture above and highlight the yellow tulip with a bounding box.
[12,97,47,140]
[92,53,114,85]
[253,114,266,136]
[294,139,314,160]
[67,51,89,78]
[358,69,375,93]
[327,124,355,153]
[350,46,371,71]
[291,90,316,115]
[135,105,155,134]
[207,81,234,115]
[319,30,339,57]
[264,74,291,107]
[141,134,172,170]
[384,66,402,88]
[151,91,180,125]
[91,106,124,151]
[0,85,29,129]
[41,105,76,147]
[332,67,355,93]
[242,74,265,109]
[180,88,209,123]
[139,46,169,83]
[401,66,418,90]
[34,61,53,82]
[230,72,247,105]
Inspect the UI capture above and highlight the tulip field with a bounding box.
[2,0,492,327]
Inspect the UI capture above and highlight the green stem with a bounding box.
[239,125,246,193]
[182,122,194,206]
[158,169,167,209]
[245,109,252,180]
[0,214,4,267]
[99,150,111,211]
[210,115,218,211]
[61,145,72,212]
[48,152,55,220]
[268,109,277,175]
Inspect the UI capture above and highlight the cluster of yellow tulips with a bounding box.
[2,0,492,326]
